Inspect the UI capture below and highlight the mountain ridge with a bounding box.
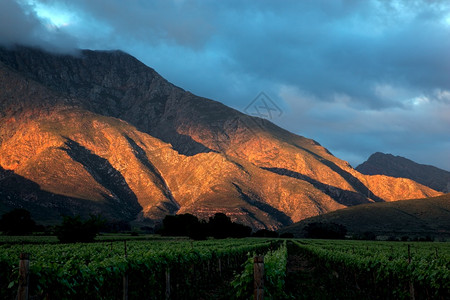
[0,45,441,229]
[356,152,450,193]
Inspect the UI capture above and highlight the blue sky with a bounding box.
[1,0,450,170]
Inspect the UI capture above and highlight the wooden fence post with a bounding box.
[254,255,264,300]
[165,268,171,300]
[17,253,30,300]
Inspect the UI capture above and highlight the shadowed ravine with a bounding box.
[61,138,142,219]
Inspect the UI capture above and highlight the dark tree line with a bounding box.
[160,213,252,240]
[0,209,107,243]
[0,209,293,242]
[160,213,294,240]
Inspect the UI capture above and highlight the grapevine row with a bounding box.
[0,238,276,299]
[292,240,449,299]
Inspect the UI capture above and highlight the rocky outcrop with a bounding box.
[0,46,441,229]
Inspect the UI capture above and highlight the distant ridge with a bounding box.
[356,152,450,193]
[280,194,450,239]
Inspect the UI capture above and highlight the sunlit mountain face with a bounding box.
[0,46,441,229]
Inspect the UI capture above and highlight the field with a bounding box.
[288,240,450,299]
[0,236,449,299]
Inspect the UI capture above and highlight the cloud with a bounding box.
[1,0,449,170]
[277,84,450,170]
[0,0,77,52]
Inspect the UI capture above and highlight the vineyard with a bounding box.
[288,240,450,299]
[0,237,449,299]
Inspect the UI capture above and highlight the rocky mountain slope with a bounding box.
[0,46,441,229]
[357,152,450,193]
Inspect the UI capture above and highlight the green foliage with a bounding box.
[0,238,273,299]
[0,209,36,235]
[230,255,254,299]
[231,241,287,299]
[263,241,288,299]
[293,240,450,299]
[55,215,105,243]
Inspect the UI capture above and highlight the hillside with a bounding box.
[0,45,440,229]
[280,194,450,238]
[357,152,450,193]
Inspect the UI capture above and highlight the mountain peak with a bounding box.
[0,46,441,228]
[357,152,450,192]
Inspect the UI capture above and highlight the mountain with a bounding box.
[279,194,450,239]
[356,152,450,193]
[0,45,441,229]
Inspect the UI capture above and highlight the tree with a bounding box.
[56,214,105,243]
[229,222,252,238]
[188,221,209,240]
[303,222,347,239]
[0,209,36,235]
[160,212,252,239]
[208,213,252,238]
[161,213,200,237]
[208,213,233,239]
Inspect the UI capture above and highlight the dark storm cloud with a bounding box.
[2,0,450,169]
[0,0,77,52]
[21,0,450,106]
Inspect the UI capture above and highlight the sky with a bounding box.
[1,0,449,170]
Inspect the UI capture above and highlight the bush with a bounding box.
[56,215,105,243]
[0,209,36,235]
